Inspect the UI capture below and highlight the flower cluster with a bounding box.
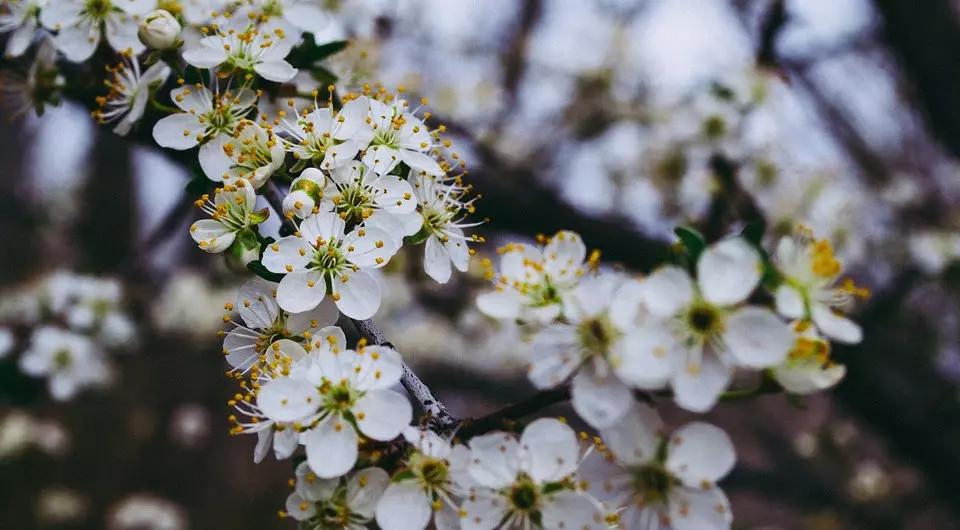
[478,226,867,418]
[0,2,874,528]
[0,270,136,400]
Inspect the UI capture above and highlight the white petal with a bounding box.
[475,289,526,320]
[104,15,144,54]
[284,492,316,521]
[6,22,36,58]
[40,1,83,29]
[254,60,298,82]
[285,298,339,335]
[543,231,586,284]
[346,467,391,517]
[373,175,417,214]
[459,488,507,530]
[541,491,607,530]
[613,323,680,389]
[353,346,404,391]
[697,237,761,307]
[774,284,805,319]
[223,328,259,369]
[665,422,736,487]
[571,363,633,429]
[519,417,579,483]
[254,429,272,464]
[332,269,381,320]
[467,433,520,489]
[189,219,234,253]
[376,482,432,530]
[257,377,316,422]
[723,307,792,368]
[170,84,211,113]
[153,113,203,150]
[774,363,846,395]
[277,270,326,314]
[668,487,733,530]
[199,136,233,181]
[304,419,359,478]
[609,278,647,331]
[355,389,412,441]
[285,3,329,34]
[576,451,633,507]
[182,40,227,68]
[671,352,732,413]
[262,236,313,273]
[343,226,397,269]
[599,403,663,466]
[236,278,280,329]
[811,304,862,344]
[296,461,339,501]
[527,325,580,389]
[643,266,695,316]
[54,22,99,62]
[399,148,444,176]
[424,236,452,283]
[300,211,345,245]
[273,427,299,459]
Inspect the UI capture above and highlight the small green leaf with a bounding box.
[391,469,416,483]
[247,259,285,282]
[405,226,431,246]
[674,226,707,262]
[248,207,270,226]
[312,40,349,60]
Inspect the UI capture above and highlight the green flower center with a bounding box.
[320,383,357,412]
[418,457,449,489]
[702,114,727,140]
[686,302,723,337]
[577,316,618,356]
[53,349,72,370]
[631,464,678,504]
[333,185,373,225]
[82,0,113,19]
[310,241,347,275]
[372,129,400,149]
[507,476,541,513]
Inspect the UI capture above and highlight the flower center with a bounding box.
[310,240,346,275]
[332,186,374,224]
[577,316,617,356]
[809,239,842,278]
[631,464,677,504]
[53,349,73,370]
[507,478,540,513]
[685,302,723,337]
[417,457,449,489]
[702,114,727,139]
[320,382,356,412]
[82,0,113,20]
[372,129,400,149]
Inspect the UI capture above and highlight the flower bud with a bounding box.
[139,10,181,50]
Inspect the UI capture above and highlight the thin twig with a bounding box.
[456,386,571,440]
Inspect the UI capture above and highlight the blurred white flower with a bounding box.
[169,403,210,449]
[19,326,111,400]
[40,0,153,62]
[108,494,188,530]
[0,326,13,359]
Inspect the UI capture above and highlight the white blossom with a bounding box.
[286,462,389,528]
[319,160,420,241]
[221,119,285,189]
[39,0,155,62]
[254,335,411,478]
[278,94,372,170]
[93,55,171,136]
[361,97,444,177]
[152,83,256,180]
[0,0,47,57]
[189,178,268,253]
[221,278,337,373]
[461,418,606,530]
[476,230,588,323]
[375,426,471,530]
[181,23,297,82]
[638,237,792,412]
[261,210,397,318]
[772,320,846,395]
[526,275,645,429]
[19,326,110,400]
[237,0,329,37]
[406,174,476,284]
[579,404,735,530]
[773,230,866,345]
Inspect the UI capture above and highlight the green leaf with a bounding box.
[247,259,285,282]
[673,226,707,262]
[312,40,349,60]
[391,469,416,483]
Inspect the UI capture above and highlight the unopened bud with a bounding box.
[139,10,181,50]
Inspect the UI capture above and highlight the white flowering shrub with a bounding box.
[0,3,879,529]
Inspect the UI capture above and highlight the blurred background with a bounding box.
[3,0,960,528]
